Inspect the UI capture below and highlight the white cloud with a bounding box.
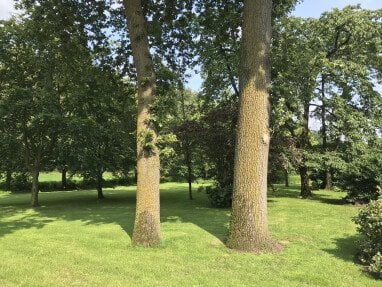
[0,0,16,20]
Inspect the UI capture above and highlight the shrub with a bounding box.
[206,185,232,208]
[353,199,382,278]
[10,173,31,192]
[370,252,382,278]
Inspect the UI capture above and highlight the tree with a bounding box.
[272,6,382,197]
[123,0,161,246]
[227,0,280,252]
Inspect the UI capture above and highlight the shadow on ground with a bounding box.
[323,235,360,262]
[0,185,230,242]
[269,184,347,206]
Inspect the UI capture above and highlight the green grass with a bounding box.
[39,171,114,182]
[0,179,380,286]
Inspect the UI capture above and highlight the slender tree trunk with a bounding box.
[180,86,193,200]
[227,0,280,253]
[5,170,12,191]
[299,165,311,198]
[284,169,289,188]
[185,148,193,200]
[299,102,312,198]
[97,171,104,199]
[124,0,160,247]
[321,76,332,190]
[31,159,40,207]
[61,166,67,189]
[324,169,332,190]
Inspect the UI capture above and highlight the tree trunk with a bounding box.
[186,148,193,200]
[227,0,280,253]
[299,165,311,198]
[5,170,12,191]
[321,77,332,190]
[61,167,67,189]
[124,0,160,247]
[31,163,40,207]
[284,169,289,188]
[324,169,332,190]
[97,171,105,199]
[299,102,312,198]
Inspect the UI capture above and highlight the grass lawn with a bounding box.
[0,178,379,286]
[39,171,114,182]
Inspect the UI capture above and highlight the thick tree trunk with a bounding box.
[97,171,105,199]
[5,170,12,191]
[124,0,160,247]
[61,167,67,189]
[227,0,280,253]
[31,164,40,207]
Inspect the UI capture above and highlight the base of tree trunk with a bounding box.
[132,211,160,247]
[227,237,284,253]
[97,190,105,200]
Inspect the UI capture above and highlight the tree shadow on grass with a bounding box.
[322,235,380,279]
[269,184,347,206]
[159,188,230,242]
[0,186,231,243]
[0,190,136,238]
[323,235,360,262]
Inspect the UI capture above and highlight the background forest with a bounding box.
[0,0,381,285]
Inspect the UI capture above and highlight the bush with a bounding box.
[339,147,381,203]
[10,173,31,192]
[353,199,382,278]
[206,185,232,208]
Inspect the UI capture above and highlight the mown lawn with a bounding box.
[0,179,379,286]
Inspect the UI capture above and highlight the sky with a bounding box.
[1,0,381,90]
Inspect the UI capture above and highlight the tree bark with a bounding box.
[97,171,105,199]
[299,165,311,198]
[185,147,193,200]
[324,169,332,190]
[227,0,280,253]
[321,76,332,190]
[299,102,312,198]
[124,0,160,247]
[5,170,12,191]
[61,166,67,190]
[284,169,289,188]
[31,160,40,207]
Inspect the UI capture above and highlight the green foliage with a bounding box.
[138,128,157,152]
[353,199,382,278]
[339,144,382,203]
[370,252,382,278]
[205,185,232,208]
[7,173,31,192]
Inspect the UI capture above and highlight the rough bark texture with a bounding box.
[124,0,160,246]
[227,0,280,253]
